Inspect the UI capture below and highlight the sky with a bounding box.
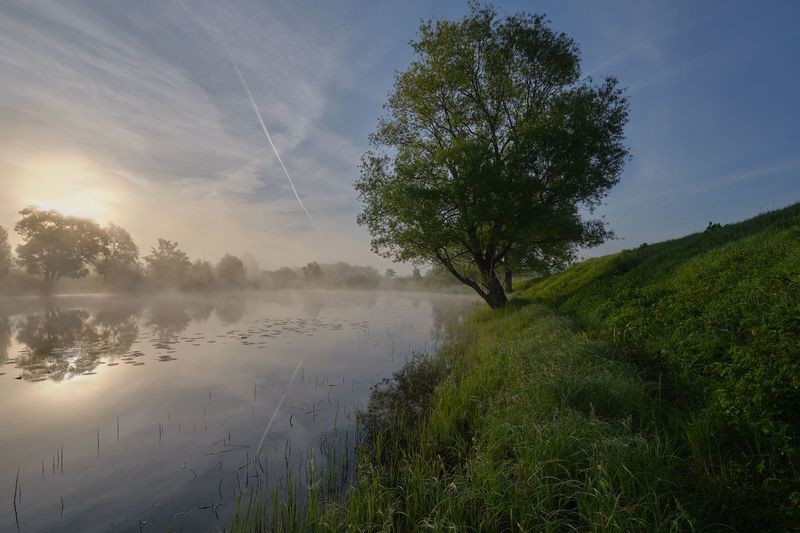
[0,0,798,271]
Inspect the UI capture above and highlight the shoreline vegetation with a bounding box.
[230,203,799,531]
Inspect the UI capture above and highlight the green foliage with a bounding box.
[14,206,107,291]
[521,202,800,527]
[356,3,629,308]
[143,238,191,288]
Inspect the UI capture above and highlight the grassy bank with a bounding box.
[519,203,800,528]
[230,304,694,531]
[320,304,698,531]
[231,204,799,531]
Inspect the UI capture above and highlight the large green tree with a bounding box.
[96,223,142,289]
[143,239,191,288]
[356,4,629,308]
[15,207,108,293]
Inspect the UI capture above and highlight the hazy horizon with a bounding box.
[1,0,798,272]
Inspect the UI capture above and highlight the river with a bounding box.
[0,290,475,532]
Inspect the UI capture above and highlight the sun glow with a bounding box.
[13,155,120,223]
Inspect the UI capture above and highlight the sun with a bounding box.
[13,154,120,223]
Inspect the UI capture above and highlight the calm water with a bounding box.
[0,290,475,532]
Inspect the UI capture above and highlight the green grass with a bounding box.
[230,203,800,531]
[518,203,800,528]
[319,304,695,531]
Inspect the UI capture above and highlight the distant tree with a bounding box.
[412,266,422,279]
[385,268,396,278]
[302,261,323,282]
[96,223,142,289]
[185,259,216,290]
[240,252,260,281]
[143,239,191,288]
[0,226,11,279]
[355,4,629,308]
[272,267,301,287]
[215,254,246,288]
[15,207,108,293]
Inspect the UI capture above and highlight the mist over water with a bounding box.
[0,290,475,532]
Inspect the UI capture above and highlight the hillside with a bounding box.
[519,202,800,527]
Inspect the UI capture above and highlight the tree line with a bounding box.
[0,206,252,293]
[0,206,436,294]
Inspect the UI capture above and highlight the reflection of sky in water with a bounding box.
[0,290,475,532]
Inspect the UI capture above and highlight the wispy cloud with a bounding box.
[0,0,368,266]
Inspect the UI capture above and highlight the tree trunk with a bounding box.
[478,266,508,309]
[435,254,508,309]
[504,269,513,293]
[479,271,508,309]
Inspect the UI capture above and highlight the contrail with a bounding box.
[220,38,323,239]
[255,345,312,460]
[260,220,300,238]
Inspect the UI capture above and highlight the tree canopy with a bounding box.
[96,223,142,289]
[143,239,191,288]
[215,254,246,288]
[302,261,323,282]
[356,4,629,307]
[15,207,108,292]
[186,259,216,290]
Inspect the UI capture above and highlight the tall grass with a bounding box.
[520,202,800,529]
[320,305,699,531]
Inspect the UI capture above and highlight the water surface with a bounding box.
[0,290,475,532]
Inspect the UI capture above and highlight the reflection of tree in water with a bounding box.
[146,300,192,344]
[0,316,11,364]
[15,304,139,381]
[214,298,245,325]
[146,298,218,344]
[94,304,141,356]
[189,301,214,322]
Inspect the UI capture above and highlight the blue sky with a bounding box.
[0,0,798,269]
